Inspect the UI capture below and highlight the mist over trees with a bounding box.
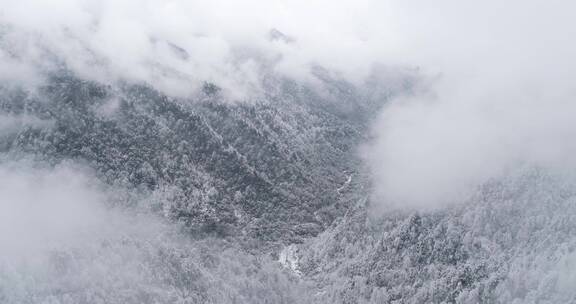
[1,0,576,303]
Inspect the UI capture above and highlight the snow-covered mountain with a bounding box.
[0,67,411,303]
[2,1,576,303]
[3,65,576,304]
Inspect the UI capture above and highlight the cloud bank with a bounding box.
[0,160,158,261]
[366,0,576,209]
[0,0,397,98]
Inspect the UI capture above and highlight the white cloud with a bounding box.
[0,0,398,98]
[365,0,576,209]
[0,161,127,259]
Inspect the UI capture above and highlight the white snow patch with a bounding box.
[337,174,353,194]
[279,244,301,276]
